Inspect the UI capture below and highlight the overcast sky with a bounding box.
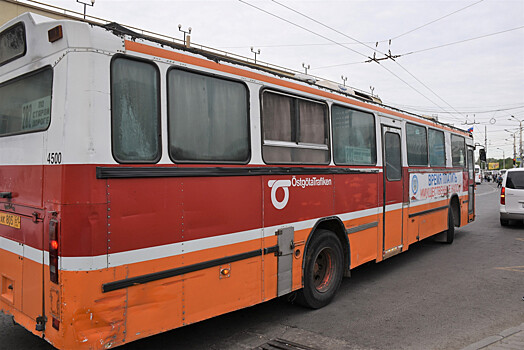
[25,0,524,160]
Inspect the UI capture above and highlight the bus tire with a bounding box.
[296,229,344,309]
[445,206,455,244]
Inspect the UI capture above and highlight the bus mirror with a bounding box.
[479,149,486,162]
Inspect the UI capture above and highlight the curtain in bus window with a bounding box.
[332,105,376,165]
[262,92,294,142]
[451,134,466,168]
[0,68,52,136]
[111,58,160,162]
[406,123,428,166]
[262,92,329,164]
[428,129,446,167]
[168,70,249,162]
[298,100,326,145]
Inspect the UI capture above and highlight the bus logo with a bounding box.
[267,180,291,210]
[412,175,419,195]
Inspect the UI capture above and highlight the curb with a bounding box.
[461,323,524,350]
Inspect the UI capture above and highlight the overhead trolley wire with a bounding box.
[238,0,462,122]
[265,0,466,122]
[386,0,485,42]
[227,0,485,49]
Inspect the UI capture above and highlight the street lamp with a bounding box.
[76,0,95,19]
[505,129,518,167]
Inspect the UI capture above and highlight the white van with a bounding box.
[474,165,482,184]
[500,168,524,225]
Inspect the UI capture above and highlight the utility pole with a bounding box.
[505,129,517,167]
[484,125,488,170]
[509,116,523,167]
[496,148,505,169]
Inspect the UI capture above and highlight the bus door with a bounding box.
[467,147,475,221]
[381,125,404,259]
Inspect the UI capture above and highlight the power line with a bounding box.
[239,0,464,122]
[387,0,485,42]
[267,0,466,122]
[404,25,524,56]
[225,0,485,49]
[389,104,524,115]
[312,25,524,70]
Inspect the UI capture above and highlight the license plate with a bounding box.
[0,213,21,229]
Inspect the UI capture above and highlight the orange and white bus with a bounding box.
[0,12,475,349]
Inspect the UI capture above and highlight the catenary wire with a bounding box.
[238,0,462,122]
[268,0,466,121]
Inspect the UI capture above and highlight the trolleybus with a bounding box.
[0,12,475,349]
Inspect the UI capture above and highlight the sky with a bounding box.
[19,0,524,161]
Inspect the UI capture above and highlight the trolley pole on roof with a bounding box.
[76,0,95,19]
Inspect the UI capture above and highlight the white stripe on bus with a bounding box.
[0,199,464,272]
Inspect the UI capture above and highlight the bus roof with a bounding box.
[1,6,472,138]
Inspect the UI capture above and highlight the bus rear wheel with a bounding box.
[297,229,344,309]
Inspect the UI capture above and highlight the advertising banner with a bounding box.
[409,172,463,203]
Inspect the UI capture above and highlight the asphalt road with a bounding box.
[1,182,523,350]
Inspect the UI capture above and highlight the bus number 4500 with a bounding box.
[47,152,62,164]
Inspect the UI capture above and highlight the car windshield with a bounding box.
[506,171,524,189]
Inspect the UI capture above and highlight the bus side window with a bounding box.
[406,123,428,166]
[261,91,329,164]
[428,129,445,167]
[331,105,376,165]
[451,134,466,168]
[111,57,161,163]
[167,69,249,163]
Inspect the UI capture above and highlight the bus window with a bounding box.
[0,67,52,136]
[262,91,329,164]
[111,57,160,163]
[0,22,26,66]
[428,129,445,167]
[385,132,402,180]
[406,123,428,166]
[451,134,466,168]
[168,69,249,163]
[332,105,376,165]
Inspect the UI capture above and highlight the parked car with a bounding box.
[500,168,524,225]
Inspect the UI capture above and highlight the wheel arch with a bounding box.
[303,217,351,277]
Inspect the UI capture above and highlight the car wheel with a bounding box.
[500,218,509,226]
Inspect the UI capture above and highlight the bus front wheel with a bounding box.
[297,229,344,309]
